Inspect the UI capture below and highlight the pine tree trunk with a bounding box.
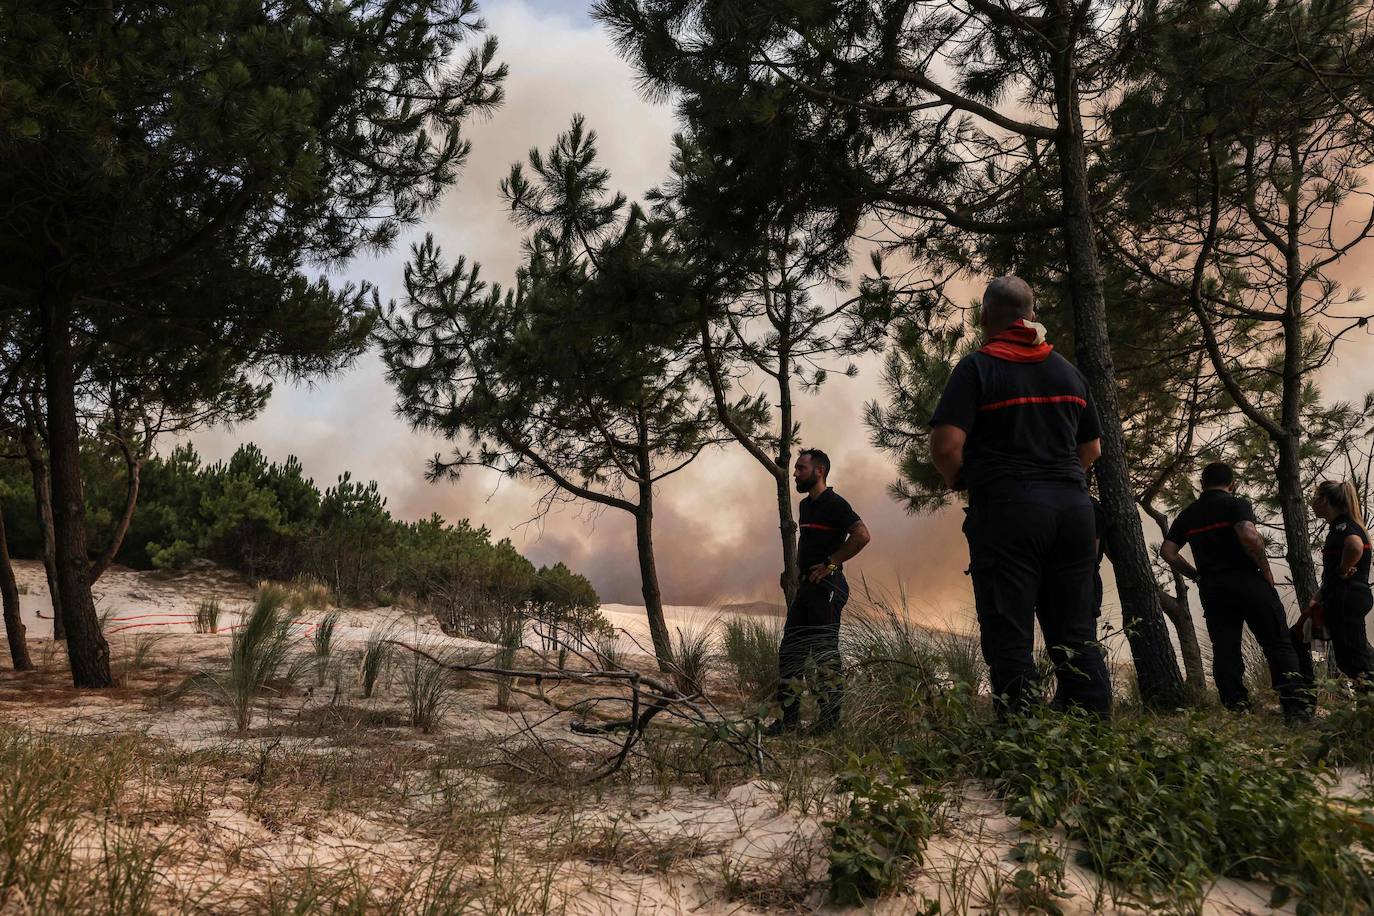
[40,289,113,688]
[634,483,674,672]
[1275,139,1318,611]
[1050,11,1185,707]
[21,420,63,640]
[1144,505,1207,691]
[0,507,33,671]
[1276,309,1317,609]
[1275,432,1317,607]
[776,356,799,609]
[776,472,799,609]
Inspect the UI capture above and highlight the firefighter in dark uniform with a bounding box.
[929,276,1112,717]
[1052,492,1112,710]
[1292,480,1373,692]
[765,448,871,736]
[1161,462,1310,719]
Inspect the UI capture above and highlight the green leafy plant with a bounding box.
[959,711,1374,911]
[826,753,939,905]
[1007,839,1072,915]
[1311,692,1374,775]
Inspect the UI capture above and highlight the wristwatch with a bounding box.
[825,560,839,573]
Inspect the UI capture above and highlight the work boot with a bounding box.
[806,718,840,738]
[762,719,798,738]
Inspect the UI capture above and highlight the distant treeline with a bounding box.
[0,441,597,624]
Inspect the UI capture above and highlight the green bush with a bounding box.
[1312,692,1374,772]
[826,753,940,905]
[1,439,598,613]
[148,539,195,572]
[957,711,1374,912]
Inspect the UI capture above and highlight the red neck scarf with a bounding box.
[980,319,1054,363]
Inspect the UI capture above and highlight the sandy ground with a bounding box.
[0,560,1363,914]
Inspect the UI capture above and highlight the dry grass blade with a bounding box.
[176,585,302,734]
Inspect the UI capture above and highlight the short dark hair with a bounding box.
[1201,461,1234,489]
[798,448,831,477]
[982,276,1035,330]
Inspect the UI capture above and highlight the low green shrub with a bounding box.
[178,585,304,733]
[1311,692,1374,773]
[826,753,940,905]
[1006,838,1072,914]
[956,711,1374,912]
[310,610,341,685]
[668,617,718,697]
[402,647,456,732]
[359,623,396,699]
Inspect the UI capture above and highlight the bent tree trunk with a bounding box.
[21,419,62,640]
[1157,584,1206,690]
[88,448,141,584]
[698,319,800,609]
[0,508,33,671]
[1143,506,1207,690]
[41,291,112,688]
[634,483,674,672]
[1051,17,1184,706]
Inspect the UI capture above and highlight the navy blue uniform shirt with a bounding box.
[798,488,861,571]
[1165,490,1260,578]
[929,350,1101,493]
[1321,514,1372,600]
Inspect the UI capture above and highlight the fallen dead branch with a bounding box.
[382,638,768,780]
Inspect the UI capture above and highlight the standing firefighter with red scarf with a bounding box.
[929,277,1112,717]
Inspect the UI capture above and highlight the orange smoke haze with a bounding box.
[188,1,1374,630]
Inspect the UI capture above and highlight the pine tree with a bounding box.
[380,118,733,670]
[1103,0,1374,609]
[597,0,1188,704]
[0,1,505,686]
[652,133,914,607]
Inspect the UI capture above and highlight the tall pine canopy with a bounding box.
[0,1,505,686]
